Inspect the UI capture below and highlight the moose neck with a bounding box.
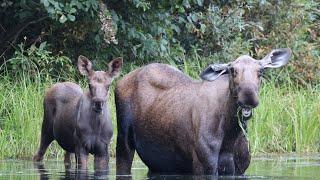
[225,83,249,140]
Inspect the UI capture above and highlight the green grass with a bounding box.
[249,83,320,154]
[0,65,319,159]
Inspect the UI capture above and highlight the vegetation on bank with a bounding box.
[0,1,319,159]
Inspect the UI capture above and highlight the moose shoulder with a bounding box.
[33,56,123,171]
[115,48,292,175]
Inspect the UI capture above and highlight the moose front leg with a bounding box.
[218,152,235,175]
[94,145,109,172]
[193,136,222,175]
[75,145,88,170]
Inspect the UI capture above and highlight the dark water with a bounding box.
[0,154,319,179]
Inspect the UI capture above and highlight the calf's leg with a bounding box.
[94,145,109,172]
[75,145,88,170]
[33,109,54,161]
[64,151,72,170]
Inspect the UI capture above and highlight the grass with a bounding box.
[249,83,320,154]
[0,63,319,159]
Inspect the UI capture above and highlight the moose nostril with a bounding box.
[93,101,104,112]
[96,101,103,107]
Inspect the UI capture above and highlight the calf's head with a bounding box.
[200,48,291,117]
[78,55,123,112]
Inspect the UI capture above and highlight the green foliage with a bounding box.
[2,42,76,81]
[250,83,320,153]
[106,0,319,85]
[1,0,319,84]
[41,0,99,23]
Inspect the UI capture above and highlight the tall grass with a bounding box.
[250,83,320,154]
[0,63,319,159]
[0,76,61,158]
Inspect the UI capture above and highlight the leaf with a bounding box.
[67,14,75,21]
[191,13,198,22]
[183,0,191,8]
[171,24,181,34]
[59,14,67,23]
[39,42,47,51]
[69,8,77,13]
[42,0,49,7]
[200,23,206,33]
[196,0,203,6]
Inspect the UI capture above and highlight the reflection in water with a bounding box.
[34,161,110,180]
[0,154,319,179]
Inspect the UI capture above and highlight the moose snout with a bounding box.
[237,87,259,108]
[92,98,106,112]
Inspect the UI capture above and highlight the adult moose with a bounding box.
[33,55,123,171]
[115,48,291,175]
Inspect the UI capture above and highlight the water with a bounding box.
[0,154,319,179]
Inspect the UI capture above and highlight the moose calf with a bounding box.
[33,55,122,171]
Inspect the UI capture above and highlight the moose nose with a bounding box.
[238,87,259,108]
[93,98,105,112]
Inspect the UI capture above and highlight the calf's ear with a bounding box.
[108,57,123,78]
[260,48,292,68]
[78,55,93,76]
[200,64,229,81]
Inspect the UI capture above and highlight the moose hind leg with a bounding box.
[33,101,55,162]
[33,121,54,161]
[116,124,135,175]
[115,99,136,175]
[64,151,72,170]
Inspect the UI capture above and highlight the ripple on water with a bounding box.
[0,154,319,179]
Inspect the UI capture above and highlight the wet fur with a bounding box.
[115,63,250,175]
[33,82,113,170]
[33,56,122,171]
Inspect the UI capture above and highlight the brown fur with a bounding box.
[115,49,291,175]
[33,56,123,172]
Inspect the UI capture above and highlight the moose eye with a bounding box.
[229,67,237,76]
[88,84,94,95]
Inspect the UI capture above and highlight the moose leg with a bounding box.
[33,123,54,162]
[115,99,135,175]
[64,151,72,170]
[234,133,251,175]
[94,145,109,172]
[33,101,55,162]
[193,137,222,175]
[116,125,135,175]
[75,145,88,170]
[218,152,235,175]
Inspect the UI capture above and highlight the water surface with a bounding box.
[0,154,319,179]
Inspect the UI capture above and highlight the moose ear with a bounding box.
[260,48,292,69]
[78,55,93,76]
[108,57,123,78]
[200,64,229,81]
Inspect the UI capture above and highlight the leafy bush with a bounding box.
[107,0,319,85]
[2,42,76,81]
[0,0,319,85]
